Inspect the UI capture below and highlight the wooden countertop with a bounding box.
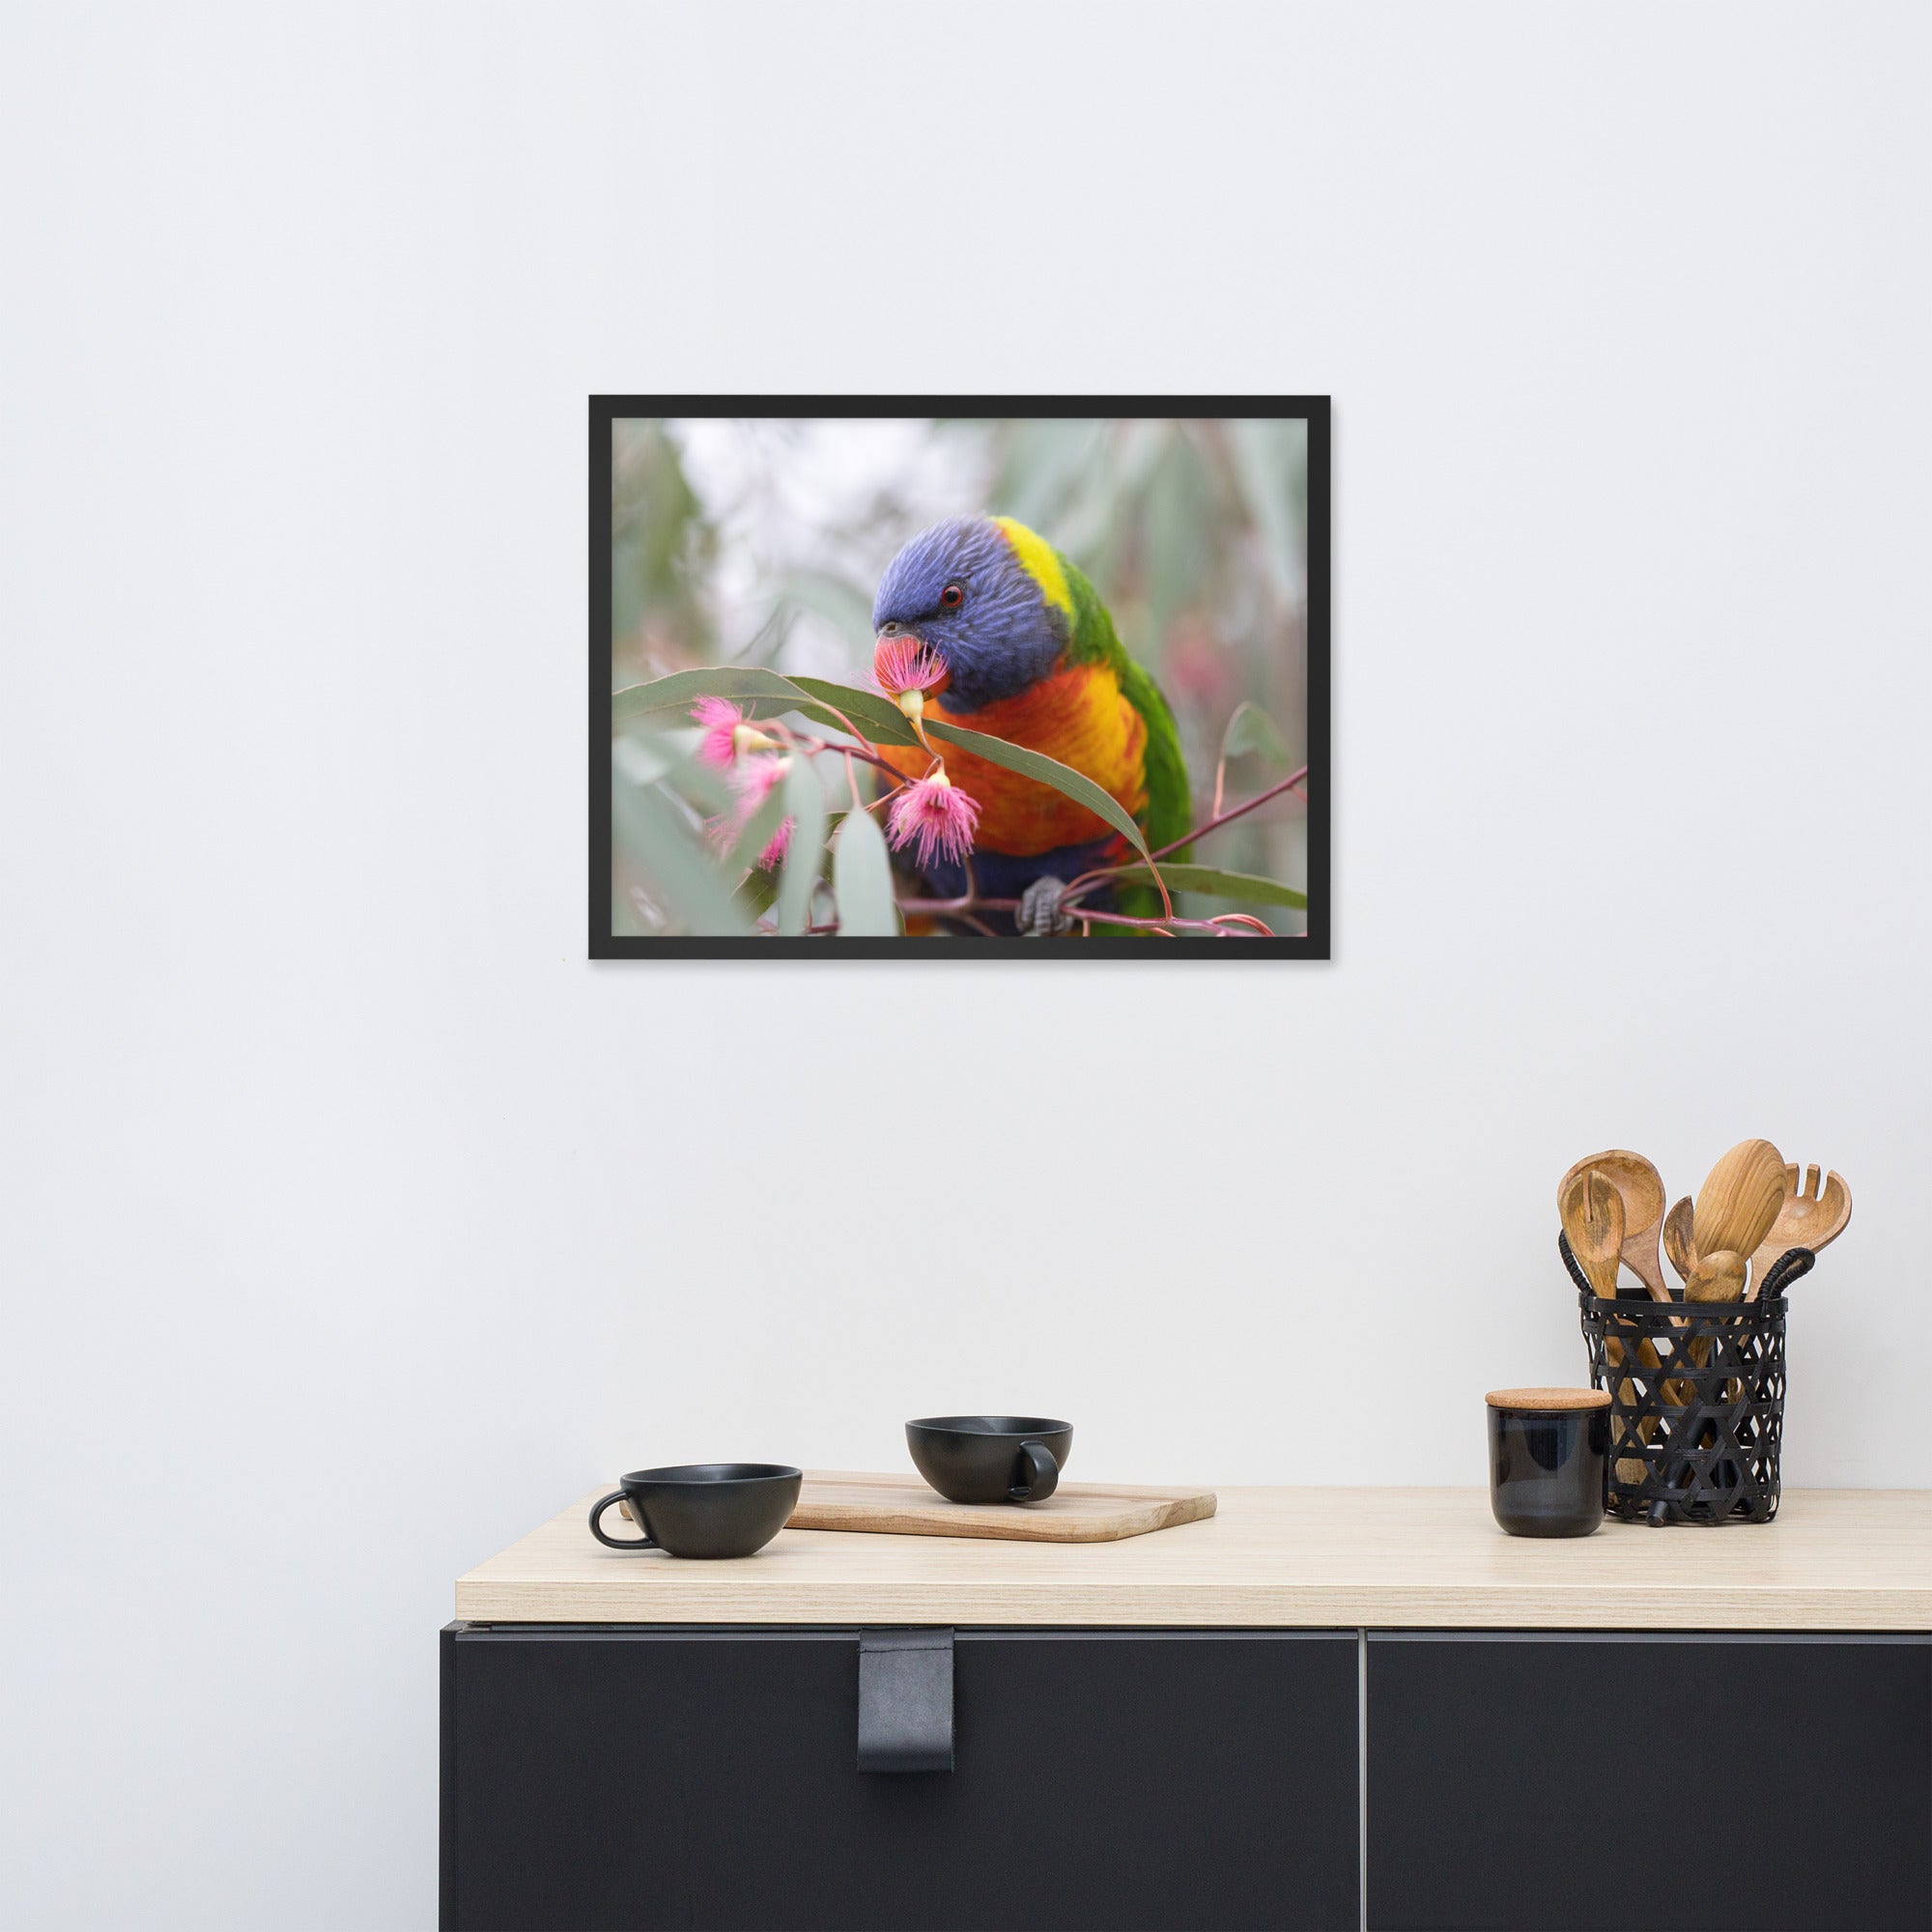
[454,1482,1932,1631]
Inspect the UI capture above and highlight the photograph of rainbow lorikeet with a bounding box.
[601,411,1322,950]
[867,514,1191,928]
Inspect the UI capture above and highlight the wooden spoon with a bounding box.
[1684,1249,1747,1304]
[1692,1140,1786,1269]
[1557,1151,1669,1301]
[1559,1168,1624,1296]
[1662,1196,1697,1285]
[1664,1248,1748,1404]
[1747,1165,1852,1299]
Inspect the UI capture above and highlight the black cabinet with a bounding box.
[441,1626,1361,1932]
[444,1622,1932,1931]
[1366,1633,1932,1931]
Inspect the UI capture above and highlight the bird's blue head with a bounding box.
[871,516,1071,713]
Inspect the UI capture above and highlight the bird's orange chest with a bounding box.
[887,661,1149,856]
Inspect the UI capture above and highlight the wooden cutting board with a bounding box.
[785,1470,1217,1544]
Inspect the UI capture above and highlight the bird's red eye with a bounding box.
[939,582,963,611]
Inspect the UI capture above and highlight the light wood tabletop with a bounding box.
[455,1479,1932,1631]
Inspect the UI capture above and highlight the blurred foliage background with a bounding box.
[611,417,1310,936]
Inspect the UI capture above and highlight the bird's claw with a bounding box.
[1018,876,1072,938]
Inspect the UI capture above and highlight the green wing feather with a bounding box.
[1057,550,1192,858]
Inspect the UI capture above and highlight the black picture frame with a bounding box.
[591,396,1330,959]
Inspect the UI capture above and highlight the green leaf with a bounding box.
[831,805,900,936]
[613,667,827,725]
[611,668,920,749]
[1219,699,1293,767]
[610,753,749,937]
[922,720,1151,861]
[1104,862,1306,910]
[775,756,829,935]
[785,675,921,748]
[732,867,780,922]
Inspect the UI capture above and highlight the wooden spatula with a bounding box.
[1662,1196,1697,1285]
[1692,1140,1786,1271]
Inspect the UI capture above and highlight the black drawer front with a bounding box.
[1366,1633,1932,1931]
[442,1626,1359,1932]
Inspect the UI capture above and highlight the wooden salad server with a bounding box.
[1559,1167,1624,1297]
[1747,1165,1852,1299]
[1557,1150,1669,1301]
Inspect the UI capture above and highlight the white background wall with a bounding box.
[4,4,1927,1924]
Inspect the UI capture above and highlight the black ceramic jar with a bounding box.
[1485,1387,1608,1538]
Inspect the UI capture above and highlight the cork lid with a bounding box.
[1485,1386,1611,1411]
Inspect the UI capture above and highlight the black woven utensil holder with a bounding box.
[1565,1234,1810,1525]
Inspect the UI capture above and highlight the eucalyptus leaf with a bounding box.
[1219,699,1292,767]
[1104,862,1306,910]
[611,668,850,742]
[612,668,921,749]
[610,753,749,936]
[831,805,900,936]
[922,720,1151,861]
[775,755,829,935]
[733,867,780,922]
[785,675,921,748]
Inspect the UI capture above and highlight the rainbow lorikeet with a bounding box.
[869,516,1190,918]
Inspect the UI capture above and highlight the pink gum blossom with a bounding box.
[872,637,949,697]
[691,696,745,769]
[886,770,982,869]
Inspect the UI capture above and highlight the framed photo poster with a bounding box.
[593,399,1329,957]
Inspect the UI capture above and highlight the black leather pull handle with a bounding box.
[857,1629,954,1773]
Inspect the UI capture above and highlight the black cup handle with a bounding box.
[1009,1440,1060,1503]
[588,1491,657,1550]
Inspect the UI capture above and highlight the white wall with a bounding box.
[4,4,1927,1925]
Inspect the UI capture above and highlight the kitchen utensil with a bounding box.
[1557,1151,1669,1300]
[1558,1168,1624,1296]
[1673,1249,1747,1403]
[787,1470,1215,1542]
[1485,1388,1609,1538]
[1684,1249,1747,1303]
[1662,1197,1697,1284]
[588,1463,803,1558]
[1692,1140,1787,1270]
[905,1416,1072,1505]
[1747,1166,1852,1298]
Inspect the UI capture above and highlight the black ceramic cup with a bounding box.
[905,1416,1072,1505]
[1486,1389,1608,1538]
[587,1463,802,1558]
